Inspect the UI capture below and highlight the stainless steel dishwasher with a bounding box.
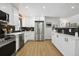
[19,33,24,50]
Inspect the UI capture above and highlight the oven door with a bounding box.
[0,41,16,56]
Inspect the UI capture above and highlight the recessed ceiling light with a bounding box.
[25,6,29,8]
[42,6,46,9]
[71,6,75,9]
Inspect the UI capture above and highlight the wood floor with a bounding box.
[16,40,63,56]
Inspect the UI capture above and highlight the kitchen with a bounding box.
[0,3,79,56]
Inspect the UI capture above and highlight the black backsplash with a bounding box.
[55,27,78,36]
[21,27,34,31]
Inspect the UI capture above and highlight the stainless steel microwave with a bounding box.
[0,10,9,22]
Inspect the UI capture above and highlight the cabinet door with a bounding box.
[75,37,79,56]
[29,32,34,40]
[26,32,29,40]
[66,37,75,56]
[15,35,19,52]
[52,33,75,56]
[26,32,34,40]
[24,32,27,43]
[61,36,75,56]
[57,34,64,53]
[52,33,63,53]
[59,35,69,56]
[52,33,57,45]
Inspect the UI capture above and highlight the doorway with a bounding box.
[35,21,44,40]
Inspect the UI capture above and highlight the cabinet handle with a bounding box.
[57,35,59,38]
[65,38,68,42]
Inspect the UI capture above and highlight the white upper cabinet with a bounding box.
[0,4,20,30]
[0,4,14,25]
[13,8,20,30]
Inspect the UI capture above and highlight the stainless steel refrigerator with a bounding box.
[35,21,44,40]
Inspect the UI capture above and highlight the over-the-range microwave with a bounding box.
[0,10,9,22]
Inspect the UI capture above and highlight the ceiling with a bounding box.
[13,3,79,17]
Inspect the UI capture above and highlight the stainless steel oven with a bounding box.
[0,35,16,56]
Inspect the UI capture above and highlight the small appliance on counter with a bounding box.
[0,22,15,38]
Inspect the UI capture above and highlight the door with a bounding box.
[35,21,44,40]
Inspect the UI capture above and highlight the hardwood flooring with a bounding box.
[16,40,63,56]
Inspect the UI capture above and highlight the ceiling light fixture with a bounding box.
[25,6,29,8]
[42,6,46,9]
[71,6,75,9]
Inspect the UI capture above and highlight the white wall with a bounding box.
[60,14,79,27]
[69,14,79,25]
[60,17,69,27]
[22,16,45,27]
[13,7,20,30]
[0,3,14,25]
[45,16,60,39]
[0,3,20,30]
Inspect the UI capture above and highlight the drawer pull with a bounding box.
[65,38,68,42]
[57,35,59,38]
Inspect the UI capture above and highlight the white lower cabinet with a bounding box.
[24,32,27,43]
[23,31,35,43]
[15,35,19,52]
[26,31,34,40]
[52,32,79,56]
[65,37,75,56]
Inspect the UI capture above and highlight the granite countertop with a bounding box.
[6,31,25,35]
[52,31,79,39]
